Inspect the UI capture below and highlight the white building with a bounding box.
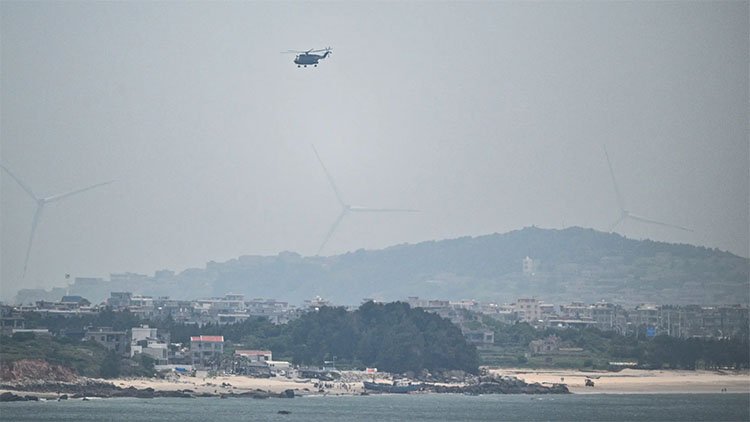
[130,325,169,364]
[515,298,542,323]
[235,349,272,363]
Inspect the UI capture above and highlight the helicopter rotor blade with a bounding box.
[285,47,332,55]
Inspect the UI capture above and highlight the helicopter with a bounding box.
[282,47,332,68]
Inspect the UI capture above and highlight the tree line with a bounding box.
[21,302,480,375]
[485,318,749,370]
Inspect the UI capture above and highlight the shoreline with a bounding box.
[2,368,748,400]
[490,368,750,394]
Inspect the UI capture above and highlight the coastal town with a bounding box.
[2,280,748,372]
[1,282,748,403]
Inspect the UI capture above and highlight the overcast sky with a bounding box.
[1,1,747,300]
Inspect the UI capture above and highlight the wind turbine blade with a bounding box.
[608,215,626,233]
[0,163,37,201]
[318,210,348,255]
[349,207,420,213]
[627,213,693,232]
[22,205,44,278]
[311,145,346,207]
[44,180,114,203]
[603,145,626,212]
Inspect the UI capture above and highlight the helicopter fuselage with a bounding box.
[294,51,330,67]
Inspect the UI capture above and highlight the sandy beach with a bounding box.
[3,369,748,399]
[107,374,366,396]
[0,374,366,401]
[490,368,750,394]
[108,368,750,395]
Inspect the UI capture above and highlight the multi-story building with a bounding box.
[529,335,561,355]
[632,304,660,329]
[152,297,194,322]
[659,304,749,339]
[32,298,100,317]
[130,325,169,364]
[304,296,332,310]
[190,335,224,369]
[590,301,620,331]
[107,292,132,309]
[539,303,557,320]
[1,305,25,336]
[515,298,542,323]
[559,302,592,320]
[85,327,128,356]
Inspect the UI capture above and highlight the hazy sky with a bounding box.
[1,1,748,299]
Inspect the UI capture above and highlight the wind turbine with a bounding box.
[312,145,418,255]
[0,163,113,278]
[602,146,692,233]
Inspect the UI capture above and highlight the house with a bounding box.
[1,305,25,336]
[190,335,224,369]
[85,327,128,356]
[529,335,561,355]
[463,330,495,345]
[60,296,91,307]
[11,328,50,337]
[107,292,132,309]
[547,319,597,329]
[232,350,274,376]
[515,298,542,323]
[235,350,272,363]
[128,296,156,319]
[217,313,250,325]
[633,304,660,327]
[130,325,169,364]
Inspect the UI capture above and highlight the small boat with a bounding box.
[363,381,421,394]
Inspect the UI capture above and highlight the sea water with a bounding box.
[1,394,748,421]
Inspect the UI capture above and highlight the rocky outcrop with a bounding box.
[425,375,570,394]
[0,379,118,396]
[0,392,31,402]
[0,360,78,383]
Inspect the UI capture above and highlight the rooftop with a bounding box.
[190,335,224,343]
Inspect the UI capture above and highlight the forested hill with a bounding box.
[62,227,748,306]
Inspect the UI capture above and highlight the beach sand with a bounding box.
[3,369,748,398]
[112,369,750,395]
[109,374,365,396]
[490,368,750,394]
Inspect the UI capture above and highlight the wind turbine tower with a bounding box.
[1,163,113,278]
[602,146,692,233]
[312,145,418,255]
